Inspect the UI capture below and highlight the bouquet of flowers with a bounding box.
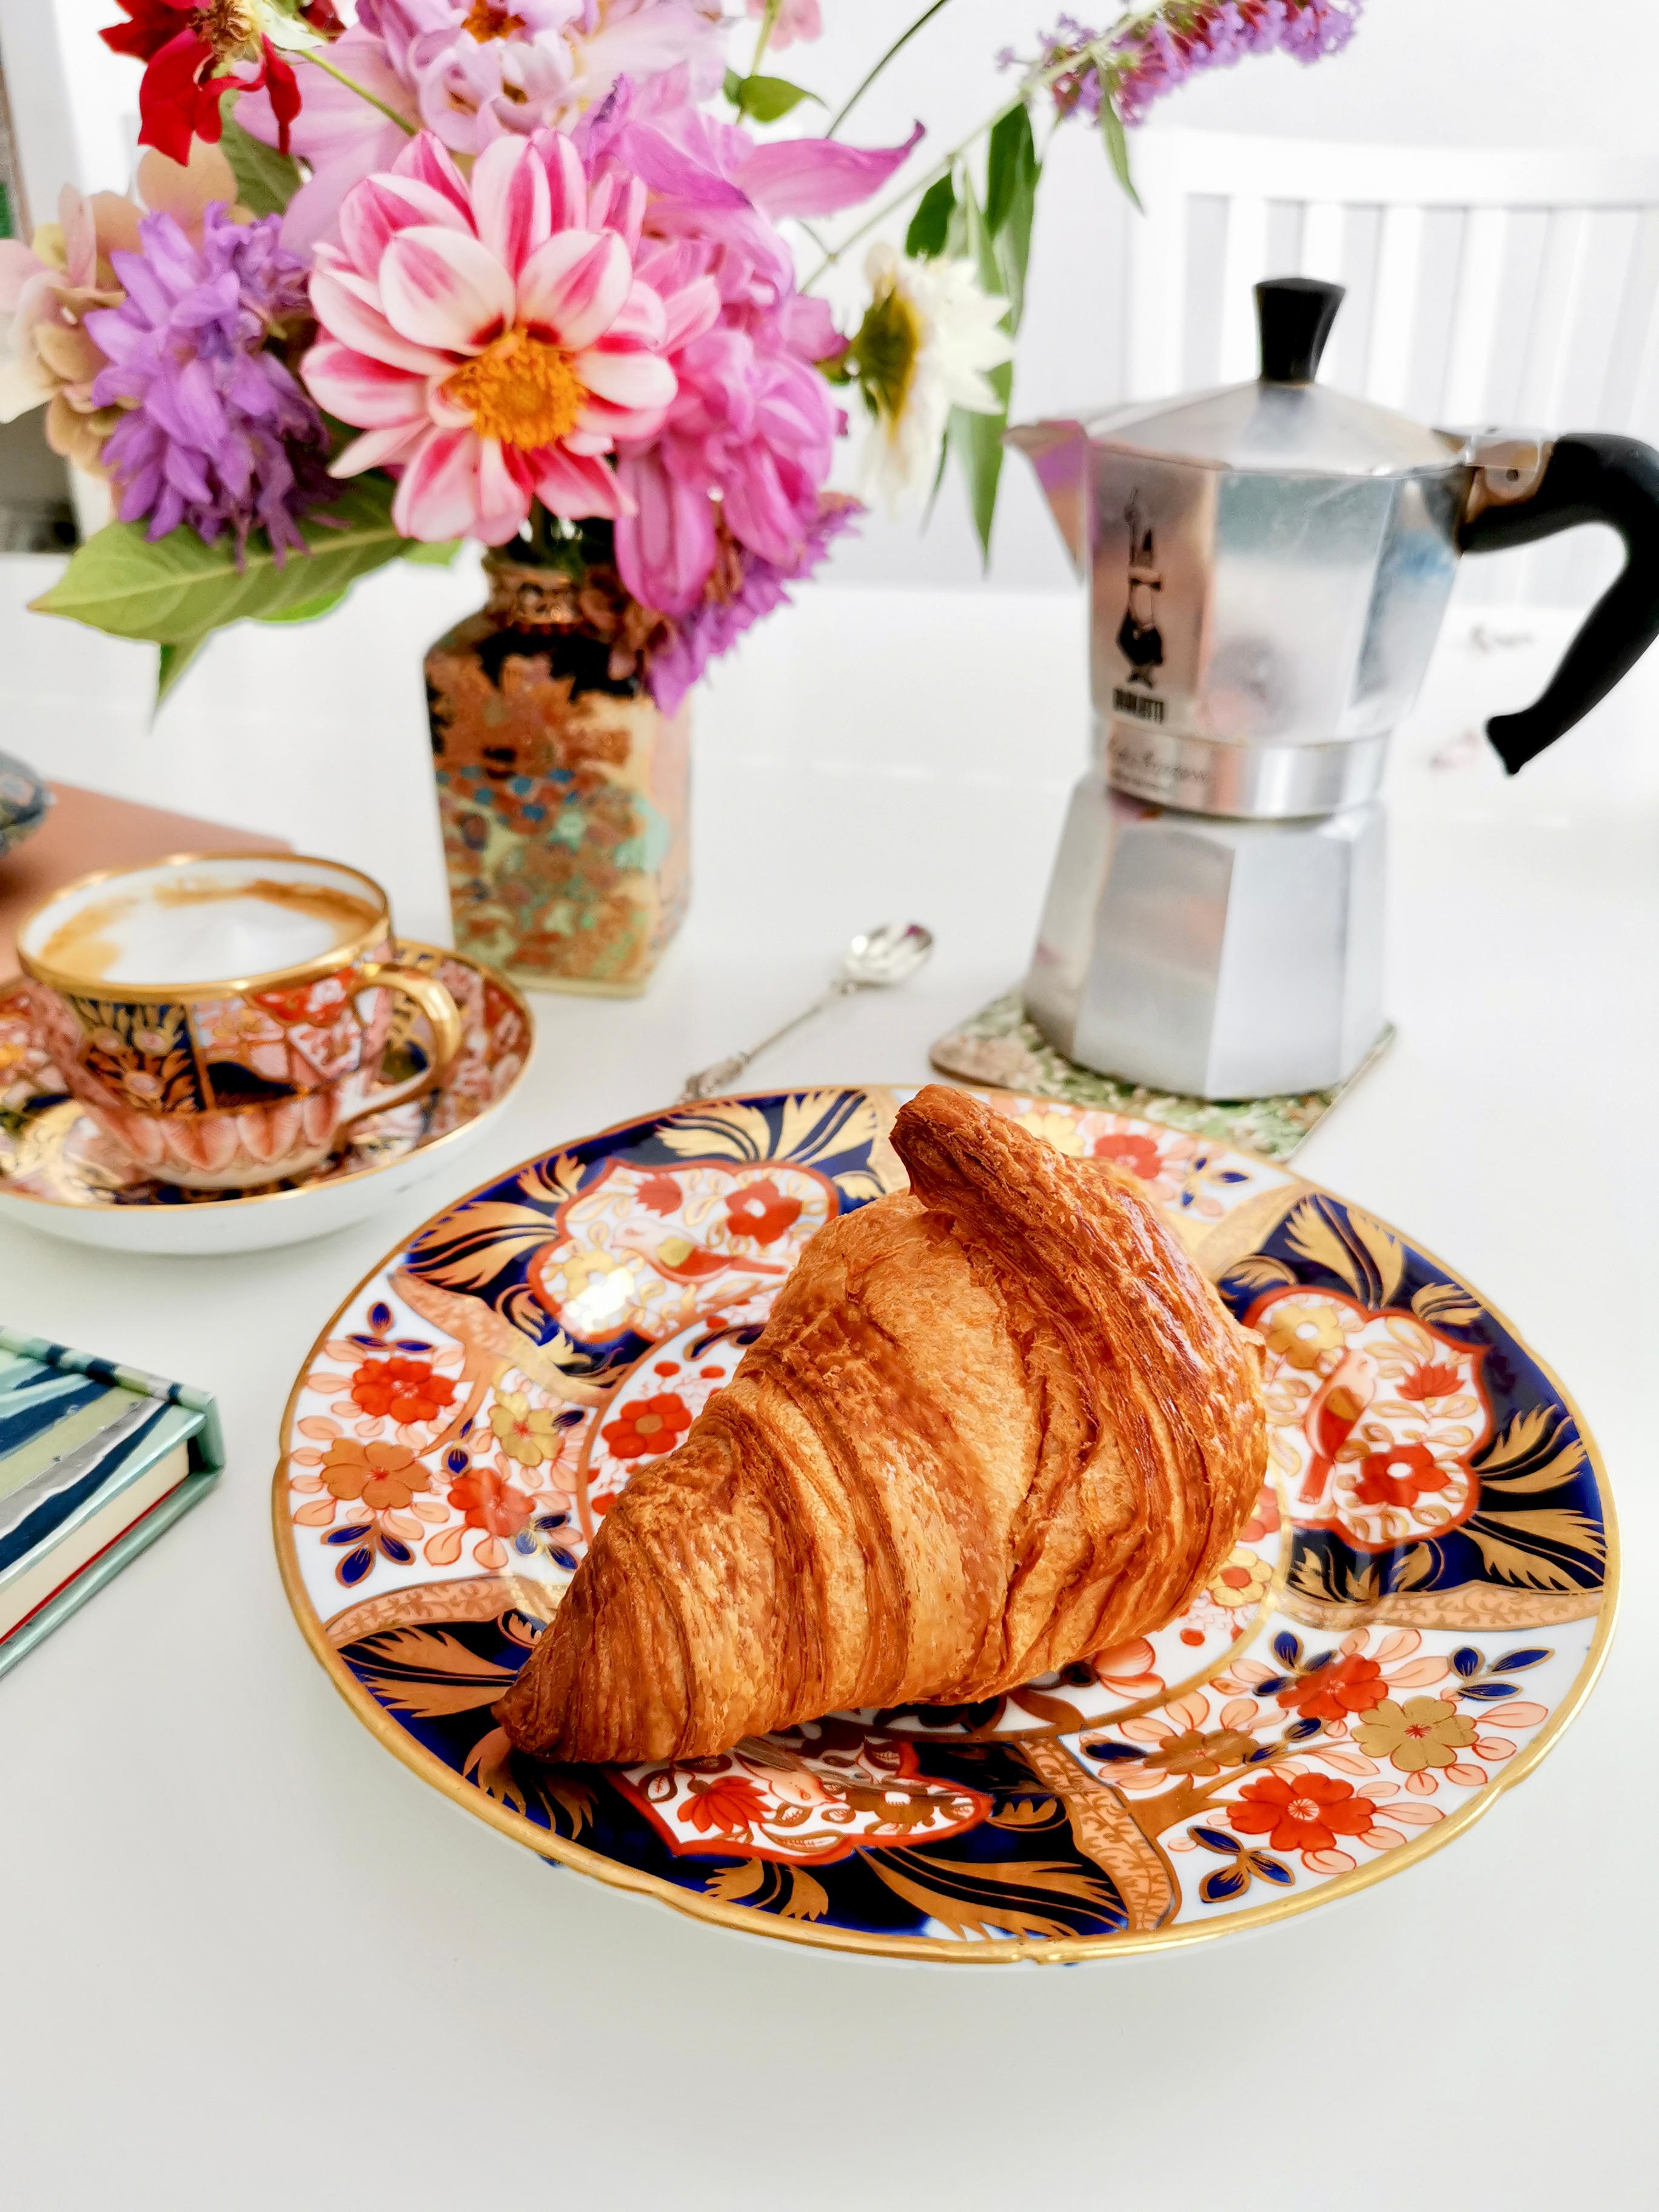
[2,2,1361,708]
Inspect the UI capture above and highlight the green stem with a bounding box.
[803,98,1019,289]
[750,0,783,76]
[297,49,417,135]
[802,14,1156,289]
[826,0,956,139]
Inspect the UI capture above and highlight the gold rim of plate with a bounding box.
[0,942,534,1214]
[270,1086,1620,1964]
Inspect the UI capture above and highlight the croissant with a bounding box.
[498,1085,1265,1764]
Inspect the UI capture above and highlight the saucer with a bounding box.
[0,943,532,1255]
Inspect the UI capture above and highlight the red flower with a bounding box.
[101,3,301,165]
[1092,1131,1163,1181]
[349,1355,455,1426]
[637,1172,684,1217]
[602,1392,693,1461]
[1353,1442,1445,1509]
[1228,1772,1378,1853]
[447,1465,534,1537]
[725,1179,803,1247]
[1397,1361,1461,1404]
[1275,1652,1387,1724]
[683,1774,768,1837]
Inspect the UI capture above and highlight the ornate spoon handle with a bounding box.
[678,982,854,1105]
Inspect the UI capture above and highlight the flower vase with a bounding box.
[426,555,689,995]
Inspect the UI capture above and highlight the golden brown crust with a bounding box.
[498,1086,1266,1763]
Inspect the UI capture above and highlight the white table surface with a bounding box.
[2,560,1655,2212]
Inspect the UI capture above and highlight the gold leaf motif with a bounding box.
[1412,1281,1484,1328]
[865,1849,1121,1943]
[780,1868,830,1921]
[833,1169,889,1207]
[1476,1405,1560,1472]
[535,1768,595,1838]
[659,1100,775,1162]
[776,1090,880,1168]
[704,1858,766,1904]
[407,1201,554,1291]
[1479,1438,1587,1496]
[990,1797,1061,1829]
[463,1725,527,1814]
[1464,1510,1604,1589]
[356,1627,518,1717]
[1347,1208,1406,1308]
[520,1152,584,1202]
[1284,1198,1364,1300]
[1223,1255,1297,1292]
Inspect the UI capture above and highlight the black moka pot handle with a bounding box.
[1458,433,1659,773]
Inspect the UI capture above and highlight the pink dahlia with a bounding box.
[304,129,711,543]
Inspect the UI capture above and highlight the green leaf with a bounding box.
[30,476,409,646]
[985,103,1038,241]
[948,177,1017,565]
[400,537,461,567]
[218,98,303,218]
[156,635,208,711]
[985,103,1041,327]
[904,173,956,260]
[256,589,348,624]
[1099,97,1142,212]
[727,72,821,123]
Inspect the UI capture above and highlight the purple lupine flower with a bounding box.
[646,497,862,715]
[87,206,336,558]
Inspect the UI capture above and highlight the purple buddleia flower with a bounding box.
[1016,2,1362,129]
[87,206,336,559]
[646,496,862,715]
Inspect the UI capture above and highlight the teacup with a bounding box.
[17,852,463,1191]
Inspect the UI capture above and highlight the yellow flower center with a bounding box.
[463,2,528,40]
[853,280,924,428]
[445,329,586,449]
[192,3,260,64]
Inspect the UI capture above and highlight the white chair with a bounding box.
[1125,130,1659,603]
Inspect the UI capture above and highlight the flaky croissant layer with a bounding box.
[498,1086,1266,1763]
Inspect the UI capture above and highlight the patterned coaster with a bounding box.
[930,991,1392,1163]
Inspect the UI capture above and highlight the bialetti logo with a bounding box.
[1117,492,1164,697]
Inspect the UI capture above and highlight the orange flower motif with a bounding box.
[1228,1771,1378,1853]
[683,1773,769,1836]
[1396,1361,1461,1403]
[350,1355,456,1426]
[447,1464,534,1537]
[321,1438,431,1510]
[637,1172,683,1217]
[1353,1442,1444,1509]
[1091,1131,1163,1181]
[1241,1487,1281,1543]
[1276,1651,1388,1724]
[1352,1695,1477,1772]
[603,1391,693,1461]
[724,1179,803,1247]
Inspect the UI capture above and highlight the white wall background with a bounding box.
[7,1,1659,594]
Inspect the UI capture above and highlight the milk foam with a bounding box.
[37,879,377,987]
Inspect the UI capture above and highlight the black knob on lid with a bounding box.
[1256,276,1344,384]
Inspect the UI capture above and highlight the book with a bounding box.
[0,1327,224,1676]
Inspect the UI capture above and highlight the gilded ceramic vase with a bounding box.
[426,555,690,996]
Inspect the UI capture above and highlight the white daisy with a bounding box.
[852,243,1014,512]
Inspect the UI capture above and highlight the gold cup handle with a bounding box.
[342,960,466,1128]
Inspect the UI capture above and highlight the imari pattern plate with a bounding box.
[273,1088,1615,1963]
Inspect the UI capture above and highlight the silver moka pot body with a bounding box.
[1010,276,1659,1098]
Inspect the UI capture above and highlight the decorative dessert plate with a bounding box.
[0,945,532,1256]
[274,1088,1614,1963]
